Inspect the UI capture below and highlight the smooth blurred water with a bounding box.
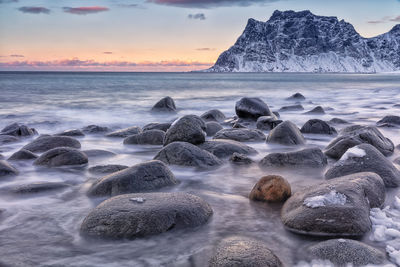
[0,72,400,266]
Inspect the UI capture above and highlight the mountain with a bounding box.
[206,10,400,73]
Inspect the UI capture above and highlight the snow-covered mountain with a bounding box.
[207,10,400,73]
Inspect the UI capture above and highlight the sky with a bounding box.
[0,0,399,71]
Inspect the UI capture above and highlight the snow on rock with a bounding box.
[303,190,347,208]
[339,147,366,162]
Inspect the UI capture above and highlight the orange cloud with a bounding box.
[63,6,109,15]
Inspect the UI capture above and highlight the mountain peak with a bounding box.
[270,10,313,20]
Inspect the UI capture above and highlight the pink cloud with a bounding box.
[63,6,109,15]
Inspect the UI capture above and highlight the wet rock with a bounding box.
[198,139,257,158]
[106,126,142,138]
[205,122,223,136]
[0,160,18,177]
[142,122,171,132]
[235,97,273,120]
[259,147,327,168]
[272,111,280,119]
[324,125,394,159]
[256,116,282,131]
[209,236,283,267]
[281,172,385,236]
[80,192,213,239]
[82,125,110,134]
[200,109,226,122]
[232,122,246,128]
[266,121,306,145]
[1,123,37,137]
[23,136,81,153]
[329,118,349,124]
[213,128,266,142]
[9,182,70,194]
[287,92,305,101]
[249,175,291,203]
[151,96,176,112]
[300,119,337,135]
[54,129,85,137]
[377,115,400,127]
[0,135,19,145]
[304,239,386,266]
[325,144,400,187]
[229,152,253,165]
[88,164,128,175]
[154,142,222,169]
[304,106,325,114]
[123,130,165,145]
[87,160,178,197]
[279,104,304,112]
[34,147,88,167]
[164,115,206,146]
[82,149,116,158]
[8,149,38,160]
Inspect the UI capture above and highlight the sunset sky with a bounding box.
[0,0,399,71]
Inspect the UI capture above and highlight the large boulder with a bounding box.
[80,192,213,239]
[54,129,85,137]
[209,236,283,267]
[205,122,223,136]
[154,142,222,169]
[0,160,18,177]
[304,239,386,266]
[235,97,273,120]
[279,104,304,112]
[142,122,171,132]
[229,153,254,165]
[281,172,385,237]
[259,147,327,169]
[286,92,305,101]
[300,119,337,135]
[34,147,88,167]
[198,139,257,159]
[82,124,110,134]
[163,115,206,146]
[325,144,400,187]
[200,109,226,122]
[151,96,176,112]
[249,175,291,203]
[87,160,178,197]
[213,128,266,142]
[256,116,282,131]
[123,130,165,145]
[324,125,394,159]
[23,136,81,153]
[106,126,142,138]
[8,149,38,160]
[266,121,305,145]
[377,115,400,127]
[304,106,325,114]
[1,123,37,137]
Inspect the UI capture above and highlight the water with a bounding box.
[0,72,399,266]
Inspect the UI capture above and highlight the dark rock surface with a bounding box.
[142,122,171,132]
[8,182,70,194]
[34,147,88,167]
[259,147,327,168]
[287,93,306,101]
[151,96,176,112]
[266,121,305,145]
[256,116,282,131]
[23,136,81,153]
[0,160,18,177]
[0,135,19,145]
[279,104,304,112]
[213,128,266,142]
[377,115,400,127]
[82,125,110,134]
[200,109,226,122]
[300,119,337,135]
[106,126,142,138]
[54,129,85,137]
[123,130,165,145]
[304,106,325,114]
[205,122,223,136]
[8,149,38,160]
[1,123,37,137]
[88,164,128,175]
[82,149,116,158]
[164,115,206,146]
[198,139,257,158]
[229,152,254,165]
[235,97,273,120]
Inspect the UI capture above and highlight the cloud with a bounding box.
[196,48,215,51]
[367,20,384,24]
[0,0,18,3]
[18,6,50,14]
[10,54,24,57]
[368,15,400,24]
[103,52,113,54]
[63,6,109,15]
[390,16,400,22]
[188,13,206,20]
[147,0,278,8]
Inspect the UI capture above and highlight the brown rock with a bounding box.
[249,175,291,202]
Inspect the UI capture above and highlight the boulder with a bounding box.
[281,172,385,236]
[106,126,142,138]
[54,129,85,137]
[213,128,266,142]
[34,147,88,167]
[0,135,19,144]
[8,182,70,194]
[8,149,38,160]
[235,97,273,120]
[0,160,18,177]
[300,119,337,135]
[229,152,253,165]
[273,111,280,119]
[286,93,305,100]
[259,147,327,168]
[80,192,213,239]
[82,149,116,158]
[87,160,178,197]
[154,142,222,169]
[266,121,306,145]
[88,164,128,175]
[82,125,110,134]
[123,130,165,145]
[232,122,246,128]
[325,144,400,187]
[209,236,283,267]
[198,139,257,158]
[151,96,176,112]
[142,122,171,132]
[256,116,282,131]
[377,115,400,127]
[249,175,291,203]
[23,136,81,153]
[304,239,386,266]
[1,123,37,137]
[324,125,394,159]
[163,115,206,146]
[200,109,226,122]
[279,104,304,112]
[205,122,223,136]
[329,118,350,124]
[304,106,325,114]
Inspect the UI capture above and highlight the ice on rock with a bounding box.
[339,147,366,162]
[303,190,347,208]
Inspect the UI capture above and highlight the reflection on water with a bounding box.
[0,72,399,266]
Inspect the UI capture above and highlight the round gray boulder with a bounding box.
[266,121,306,145]
[279,104,304,112]
[201,109,226,122]
[198,139,257,159]
[106,126,142,138]
[142,122,171,132]
[256,116,282,131]
[163,115,206,146]
[300,119,337,135]
[377,115,400,127]
[151,96,176,112]
[1,123,37,137]
[123,130,165,145]
[259,147,327,168]
[8,149,38,160]
[80,192,213,239]
[23,136,81,153]
[55,129,85,137]
[0,160,18,177]
[34,147,88,167]
[286,92,305,101]
[213,128,266,142]
[304,106,325,114]
[82,125,110,134]
[235,97,273,120]
[205,122,223,136]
